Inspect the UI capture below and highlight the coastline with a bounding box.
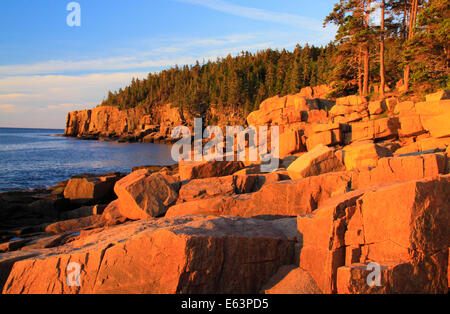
[1,89,449,294]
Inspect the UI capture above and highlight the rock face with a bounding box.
[64,103,187,143]
[114,170,178,220]
[287,144,345,180]
[297,175,449,294]
[65,106,149,138]
[1,216,296,294]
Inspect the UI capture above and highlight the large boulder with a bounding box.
[421,111,450,138]
[179,160,245,181]
[340,140,392,170]
[304,123,342,150]
[398,114,425,138]
[114,170,178,220]
[297,175,449,294]
[2,216,296,294]
[177,175,257,202]
[338,176,450,293]
[346,118,400,143]
[287,144,345,180]
[297,190,368,293]
[279,130,304,158]
[414,99,450,138]
[63,173,122,204]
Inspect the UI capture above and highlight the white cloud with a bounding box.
[0,56,199,77]
[175,0,325,31]
[0,33,265,77]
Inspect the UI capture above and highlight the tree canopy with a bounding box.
[101,0,449,115]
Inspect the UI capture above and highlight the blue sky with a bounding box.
[0,0,337,128]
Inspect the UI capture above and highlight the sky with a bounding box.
[0,0,338,129]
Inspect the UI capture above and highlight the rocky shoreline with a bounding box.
[1,88,449,294]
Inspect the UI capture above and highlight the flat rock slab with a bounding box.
[1,215,296,294]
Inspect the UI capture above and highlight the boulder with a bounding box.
[279,130,304,158]
[347,118,400,143]
[336,95,367,106]
[287,144,345,180]
[415,100,450,116]
[368,100,386,116]
[45,215,107,234]
[2,216,296,294]
[177,175,256,202]
[334,112,364,124]
[425,90,450,102]
[101,200,128,225]
[297,190,367,293]
[304,123,342,150]
[340,140,392,170]
[394,137,450,155]
[285,94,308,111]
[63,173,122,204]
[329,104,354,117]
[398,114,425,137]
[305,109,329,123]
[338,176,450,293]
[352,153,447,189]
[114,170,178,220]
[166,171,353,218]
[421,111,450,138]
[394,101,415,115]
[298,175,449,294]
[179,160,245,181]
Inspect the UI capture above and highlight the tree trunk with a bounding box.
[380,0,386,98]
[362,0,371,96]
[403,0,418,91]
[358,46,363,96]
[363,44,369,95]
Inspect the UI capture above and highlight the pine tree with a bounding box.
[405,0,449,89]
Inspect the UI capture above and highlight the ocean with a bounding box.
[0,127,176,192]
